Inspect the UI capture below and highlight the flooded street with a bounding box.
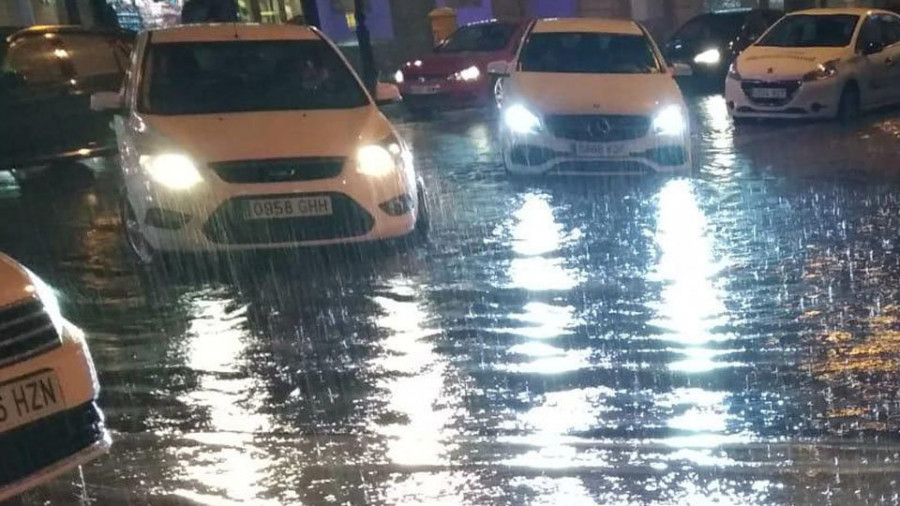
[5,94,900,504]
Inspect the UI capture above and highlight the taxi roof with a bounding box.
[149,23,321,43]
[531,18,642,35]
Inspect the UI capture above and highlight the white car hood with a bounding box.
[737,46,849,80]
[139,106,390,163]
[508,72,685,115]
[0,253,34,308]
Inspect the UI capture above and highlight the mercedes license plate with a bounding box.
[575,142,627,158]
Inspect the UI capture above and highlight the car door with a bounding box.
[855,15,891,107]
[877,13,900,104]
[0,34,70,168]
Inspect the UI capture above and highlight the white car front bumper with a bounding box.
[126,159,420,253]
[500,124,691,176]
[725,75,843,119]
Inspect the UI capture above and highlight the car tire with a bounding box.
[837,83,861,125]
[121,194,157,266]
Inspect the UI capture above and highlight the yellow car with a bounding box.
[0,253,110,502]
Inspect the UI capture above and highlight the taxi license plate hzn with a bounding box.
[0,371,65,432]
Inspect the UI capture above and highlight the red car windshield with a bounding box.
[436,23,517,53]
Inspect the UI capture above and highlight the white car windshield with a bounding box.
[519,32,661,74]
[757,14,859,47]
[140,40,369,115]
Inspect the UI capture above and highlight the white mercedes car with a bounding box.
[726,8,900,122]
[92,24,428,263]
[491,18,693,176]
[0,253,110,502]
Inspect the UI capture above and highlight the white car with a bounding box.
[0,253,110,502]
[726,8,900,122]
[92,24,428,263]
[491,18,693,176]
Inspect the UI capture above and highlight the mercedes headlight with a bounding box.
[693,48,721,65]
[652,105,686,136]
[504,104,542,135]
[139,153,202,190]
[802,59,839,82]
[394,69,404,84]
[450,65,481,82]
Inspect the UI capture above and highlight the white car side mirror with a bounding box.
[670,63,693,77]
[90,91,124,113]
[375,82,402,106]
[487,60,510,77]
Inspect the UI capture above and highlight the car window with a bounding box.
[757,14,859,47]
[140,40,369,115]
[675,13,744,41]
[856,16,884,52]
[436,23,517,53]
[743,12,771,38]
[520,32,661,74]
[54,33,130,80]
[879,14,900,46]
[3,36,65,86]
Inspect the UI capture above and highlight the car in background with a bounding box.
[0,253,110,502]
[664,8,782,86]
[491,18,692,176]
[726,8,900,122]
[92,24,428,264]
[394,19,530,114]
[0,26,134,186]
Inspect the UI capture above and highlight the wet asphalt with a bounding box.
[5,91,900,504]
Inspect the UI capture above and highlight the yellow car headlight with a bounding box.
[139,153,203,190]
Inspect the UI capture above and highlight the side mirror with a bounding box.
[863,41,885,55]
[90,91,125,113]
[374,82,402,106]
[670,63,693,77]
[487,60,510,77]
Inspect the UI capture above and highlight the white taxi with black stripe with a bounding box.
[0,253,110,502]
[91,24,428,264]
[726,8,900,122]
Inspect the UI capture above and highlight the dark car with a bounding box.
[0,26,134,182]
[664,8,782,86]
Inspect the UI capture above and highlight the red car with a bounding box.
[394,19,530,114]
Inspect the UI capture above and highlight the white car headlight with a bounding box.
[652,106,686,136]
[802,59,840,82]
[451,65,481,82]
[394,69,404,84]
[693,48,721,65]
[139,153,202,190]
[357,144,398,177]
[504,104,542,135]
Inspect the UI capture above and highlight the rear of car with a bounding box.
[499,19,692,176]
[665,9,781,84]
[0,254,110,502]
[395,20,527,112]
[0,27,133,172]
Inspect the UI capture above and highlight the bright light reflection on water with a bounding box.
[174,294,278,506]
